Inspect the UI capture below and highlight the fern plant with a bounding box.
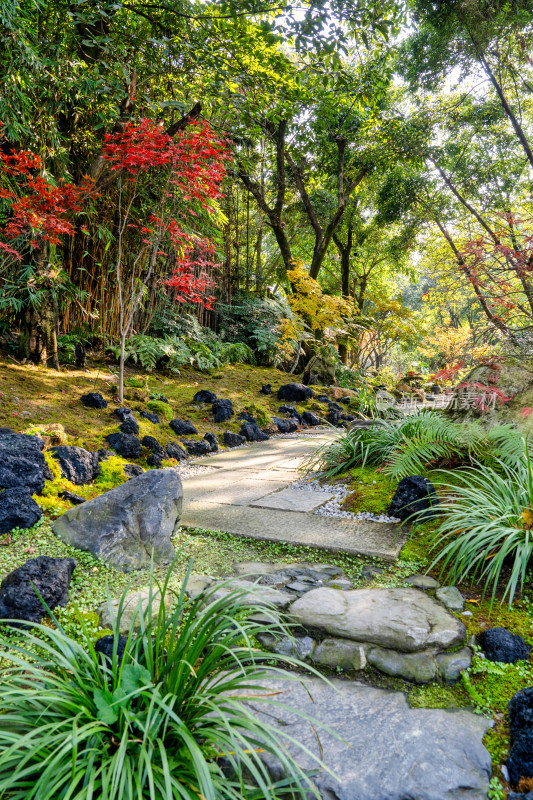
[307,411,529,481]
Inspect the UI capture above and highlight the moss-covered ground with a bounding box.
[1,355,533,796]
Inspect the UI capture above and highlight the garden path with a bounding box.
[180,430,407,560]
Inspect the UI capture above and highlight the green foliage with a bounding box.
[217,296,289,365]
[306,410,528,481]
[0,564,325,800]
[146,399,173,420]
[430,451,533,605]
[108,334,254,375]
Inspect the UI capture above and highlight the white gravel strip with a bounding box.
[289,475,400,524]
[172,464,217,477]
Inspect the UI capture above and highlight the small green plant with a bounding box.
[146,399,173,420]
[488,777,505,800]
[0,564,329,800]
[430,451,533,604]
[126,376,147,389]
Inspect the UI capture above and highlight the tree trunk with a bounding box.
[119,331,127,403]
[338,343,348,364]
[38,296,60,370]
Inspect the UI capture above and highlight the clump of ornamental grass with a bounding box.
[0,562,331,800]
[429,448,533,605]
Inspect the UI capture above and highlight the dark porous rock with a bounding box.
[260,384,272,395]
[341,413,356,422]
[238,411,256,423]
[278,383,314,402]
[0,456,46,495]
[328,400,343,411]
[508,687,533,789]
[272,417,299,434]
[48,446,101,485]
[0,432,48,494]
[302,410,320,426]
[430,384,442,395]
[124,463,144,479]
[0,555,76,624]
[204,432,219,452]
[213,398,234,423]
[95,633,128,666]
[223,431,246,448]
[277,404,304,424]
[479,627,532,664]
[146,453,162,468]
[81,392,107,409]
[140,410,160,424]
[193,389,217,403]
[277,404,298,416]
[240,420,270,442]
[242,675,492,800]
[59,490,86,505]
[141,435,166,459]
[169,418,198,436]
[53,470,181,571]
[339,396,352,405]
[165,442,188,461]
[182,439,211,457]
[388,475,439,522]
[316,394,329,403]
[113,407,134,423]
[106,432,142,459]
[326,408,341,425]
[507,793,533,800]
[0,487,42,534]
[0,427,15,435]
[119,417,140,435]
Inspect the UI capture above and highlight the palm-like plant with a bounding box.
[0,566,327,800]
[430,451,533,605]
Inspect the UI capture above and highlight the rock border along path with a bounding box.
[180,430,407,560]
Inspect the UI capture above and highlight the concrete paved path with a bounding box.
[180,431,406,561]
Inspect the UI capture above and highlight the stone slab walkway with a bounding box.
[180,431,407,560]
[241,676,491,800]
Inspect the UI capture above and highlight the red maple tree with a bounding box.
[0,118,230,372]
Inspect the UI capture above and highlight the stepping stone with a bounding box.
[181,501,407,560]
[289,587,466,652]
[240,676,492,800]
[436,585,465,612]
[207,578,293,609]
[405,574,440,590]
[198,481,284,506]
[250,487,335,512]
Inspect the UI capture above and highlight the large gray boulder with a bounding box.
[53,469,181,571]
[244,676,492,800]
[289,587,466,652]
